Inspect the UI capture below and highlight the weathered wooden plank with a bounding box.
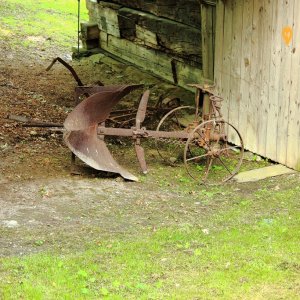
[238,0,254,150]
[286,0,300,169]
[109,0,202,28]
[118,7,139,40]
[87,1,121,38]
[275,0,294,165]
[249,1,265,154]
[214,0,225,96]
[201,3,215,80]
[257,0,273,157]
[99,33,205,88]
[137,10,202,61]
[228,0,243,145]
[246,0,263,154]
[118,7,202,65]
[219,0,233,124]
[265,0,282,161]
[135,25,159,48]
[86,0,98,24]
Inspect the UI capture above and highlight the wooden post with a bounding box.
[201,2,216,80]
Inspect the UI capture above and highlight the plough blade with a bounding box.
[64,85,142,131]
[64,85,142,181]
[64,126,138,181]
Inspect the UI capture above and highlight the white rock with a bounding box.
[2,220,19,228]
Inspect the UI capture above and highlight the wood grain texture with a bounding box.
[201,4,215,80]
[228,0,243,145]
[219,0,233,123]
[286,0,300,169]
[257,0,273,157]
[265,0,282,161]
[275,0,294,164]
[215,0,300,169]
[214,0,225,95]
[238,0,253,150]
[108,0,202,28]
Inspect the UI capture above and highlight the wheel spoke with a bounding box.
[219,145,241,155]
[203,158,213,181]
[218,147,231,154]
[184,119,244,185]
[173,113,183,129]
[186,152,210,162]
[217,157,233,175]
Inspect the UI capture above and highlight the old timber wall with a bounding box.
[85,0,211,89]
[215,0,300,170]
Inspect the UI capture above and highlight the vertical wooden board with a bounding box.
[201,4,214,80]
[212,6,216,75]
[220,0,233,123]
[238,0,254,150]
[265,0,282,161]
[247,0,263,154]
[286,0,300,169]
[228,0,243,145]
[256,0,273,157]
[214,0,225,95]
[275,0,294,165]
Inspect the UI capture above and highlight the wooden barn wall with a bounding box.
[85,0,207,90]
[215,0,300,170]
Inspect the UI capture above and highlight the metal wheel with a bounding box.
[184,120,244,184]
[155,106,198,165]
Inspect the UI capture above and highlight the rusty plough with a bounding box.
[64,83,244,184]
[8,58,244,184]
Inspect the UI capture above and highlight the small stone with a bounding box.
[169,157,177,163]
[3,220,19,228]
[0,143,8,150]
[255,155,262,162]
[243,151,255,161]
[115,177,124,182]
[202,228,210,235]
[30,130,37,136]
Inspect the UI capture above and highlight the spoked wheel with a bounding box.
[184,120,244,184]
[155,106,198,165]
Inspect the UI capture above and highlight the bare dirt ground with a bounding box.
[1,36,299,258]
[0,38,202,256]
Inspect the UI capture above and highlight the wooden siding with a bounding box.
[215,0,300,170]
[86,0,207,90]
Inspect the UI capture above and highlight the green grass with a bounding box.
[0,0,88,49]
[0,1,299,299]
[0,194,299,299]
